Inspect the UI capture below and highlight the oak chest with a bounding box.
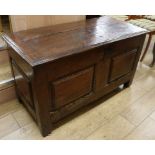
[2,16,147,136]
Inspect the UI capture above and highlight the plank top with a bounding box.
[2,16,147,66]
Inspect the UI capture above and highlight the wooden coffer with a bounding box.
[10,35,145,136]
[2,17,146,136]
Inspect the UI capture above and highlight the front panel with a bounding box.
[47,46,104,110]
[100,35,145,87]
[48,35,145,122]
[50,67,94,109]
[109,49,137,81]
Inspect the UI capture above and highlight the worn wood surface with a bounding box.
[3,16,147,66]
[2,16,147,136]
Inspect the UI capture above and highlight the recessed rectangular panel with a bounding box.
[51,67,94,109]
[12,62,34,108]
[110,49,137,82]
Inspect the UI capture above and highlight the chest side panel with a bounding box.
[8,47,36,119]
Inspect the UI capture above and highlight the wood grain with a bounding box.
[3,16,147,136]
[3,16,147,66]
